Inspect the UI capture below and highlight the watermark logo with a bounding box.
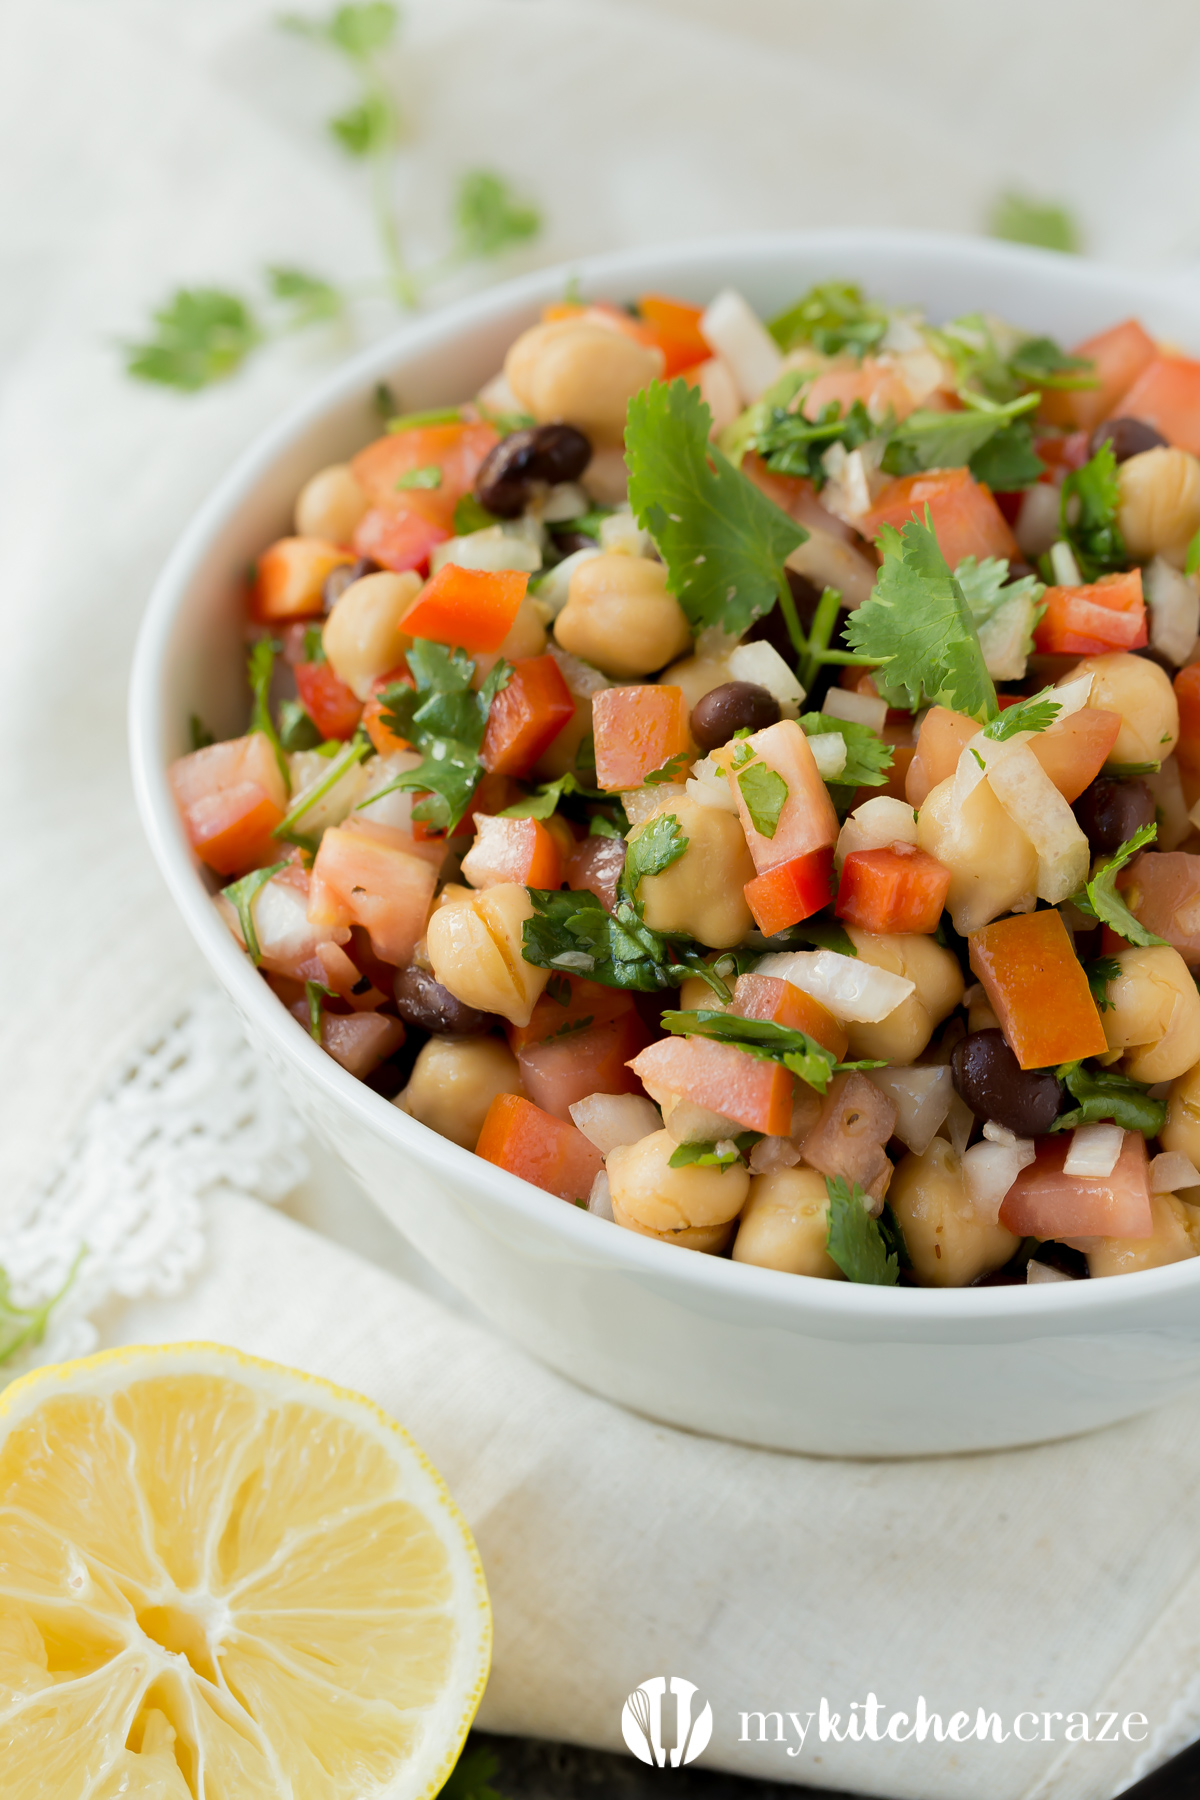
[622,1676,713,1768]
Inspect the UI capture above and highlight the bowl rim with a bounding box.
[129,225,1200,1327]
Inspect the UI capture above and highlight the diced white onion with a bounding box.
[622,784,687,826]
[430,524,542,576]
[1144,556,1200,667]
[866,1066,952,1155]
[598,505,653,558]
[694,355,742,435]
[807,733,848,780]
[538,482,590,524]
[977,593,1036,682]
[748,1136,803,1174]
[822,687,888,733]
[548,644,609,697]
[943,1092,976,1159]
[699,289,783,403]
[982,1120,1018,1147]
[477,370,521,415]
[1050,672,1095,720]
[570,1093,661,1156]
[755,949,914,1023]
[1063,1122,1125,1178]
[1149,1150,1200,1193]
[1028,1259,1073,1284]
[686,756,740,814]
[976,737,1090,906]
[835,795,919,869]
[587,1170,615,1221]
[532,546,601,618]
[962,1136,1036,1224]
[1015,484,1061,560]
[1049,540,1083,587]
[727,640,806,718]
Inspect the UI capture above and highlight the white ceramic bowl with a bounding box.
[131,230,1200,1457]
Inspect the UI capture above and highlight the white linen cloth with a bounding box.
[6,1,1200,1794]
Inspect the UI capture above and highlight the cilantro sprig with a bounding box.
[221,862,289,966]
[1069,823,1165,948]
[366,642,510,832]
[797,712,893,794]
[1050,1062,1166,1136]
[767,281,889,357]
[824,1177,900,1285]
[668,1133,760,1171]
[754,399,874,485]
[247,639,290,790]
[981,687,1061,742]
[881,391,1041,485]
[1060,441,1126,580]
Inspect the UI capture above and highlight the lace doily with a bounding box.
[0,987,308,1378]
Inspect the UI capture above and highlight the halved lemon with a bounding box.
[0,1342,491,1799]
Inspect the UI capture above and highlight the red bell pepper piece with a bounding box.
[475,1092,604,1201]
[637,293,712,377]
[1033,570,1147,656]
[591,686,691,792]
[480,654,575,777]
[353,504,450,575]
[460,814,563,891]
[863,466,1018,567]
[968,911,1108,1070]
[836,842,952,935]
[399,564,528,654]
[294,660,363,740]
[360,667,413,756]
[252,538,354,621]
[743,846,835,937]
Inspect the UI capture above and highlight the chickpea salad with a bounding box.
[171,281,1200,1289]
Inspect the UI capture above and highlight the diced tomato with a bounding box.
[1174,665,1200,775]
[968,910,1108,1070]
[592,686,691,793]
[863,466,1019,567]
[729,972,849,1061]
[460,814,562,891]
[170,733,287,877]
[314,939,387,1010]
[802,358,928,426]
[1034,570,1147,657]
[1000,1132,1152,1241]
[475,1091,604,1202]
[905,706,980,806]
[294,660,363,740]
[399,564,528,654]
[507,975,635,1056]
[319,1012,407,1078]
[480,654,575,777]
[1116,355,1200,457]
[1037,319,1157,432]
[744,847,835,936]
[353,504,450,575]
[1033,430,1091,475]
[730,720,840,874]
[564,835,626,913]
[638,293,711,377]
[351,420,499,531]
[1030,708,1122,802]
[629,1034,794,1136]
[308,826,437,967]
[251,537,354,621]
[836,842,951,935]
[518,1011,650,1121]
[361,667,413,756]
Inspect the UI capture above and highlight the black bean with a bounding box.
[323,556,379,613]
[393,966,495,1036]
[1073,776,1155,855]
[951,1030,1064,1137]
[690,682,781,751]
[474,424,592,518]
[549,530,599,557]
[1088,417,1168,464]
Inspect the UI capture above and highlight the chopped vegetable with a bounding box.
[518,1010,649,1121]
[309,826,438,966]
[1000,1131,1152,1241]
[744,847,835,936]
[461,814,563,891]
[630,1034,795,1135]
[475,1092,604,1201]
[480,654,575,777]
[824,1176,900,1285]
[729,971,849,1061]
[729,720,839,874]
[170,733,288,876]
[252,538,354,621]
[968,910,1108,1069]
[399,563,528,654]
[353,504,449,574]
[369,641,510,832]
[294,659,365,740]
[592,686,691,793]
[863,467,1018,573]
[1118,354,1200,458]
[835,844,952,935]
[1070,822,1166,949]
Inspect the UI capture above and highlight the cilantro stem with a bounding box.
[775,573,807,661]
[273,739,368,839]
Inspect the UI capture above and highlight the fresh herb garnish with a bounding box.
[499,771,602,820]
[1086,956,1121,1013]
[981,687,1061,741]
[453,493,499,535]
[1069,823,1165,948]
[521,890,726,997]
[797,713,893,790]
[247,639,290,788]
[1187,528,1200,579]
[736,762,789,837]
[124,288,262,391]
[276,738,369,840]
[452,169,541,260]
[622,813,689,897]
[395,464,442,490]
[667,1132,760,1171]
[1060,441,1126,580]
[880,391,1040,481]
[625,378,806,642]
[1051,1062,1166,1136]
[755,399,874,485]
[367,642,511,831]
[768,914,859,957]
[305,979,336,1042]
[845,512,997,721]
[220,861,289,965]
[767,281,889,357]
[824,1177,900,1285]
[0,1247,86,1368]
[277,697,324,752]
[660,1008,874,1097]
[266,265,345,329]
[988,192,1082,255]
[643,751,693,787]
[189,714,215,752]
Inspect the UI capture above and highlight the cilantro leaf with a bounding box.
[124,287,260,391]
[824,1177,900,1285]
[643,751,692,786]
[396,464,442,490]
[844,513,997,721]
[1051,1061,1166,1136]
[247,639,290,789]
[769,914,858,957]
[1187,528,1200,580]
[767,282,888,357]
[718,369,813,467]
[1086,956,1121,1012]
[755,399,874,485]
[967,419,1045,490]
[798,713,893,790]
[369,642,511,831]
[1061,441,1126,580]
[622,814,688,899]
[265,265,344,328]
[277,697,323,752]
[521,890,724,996]
[625,378,806,639]
[189,714,215,752]
[304,979,336,1042]
[736,762,788,837]
[954,556,1045,625]
[221,862,289,965]
[1008,336,1096,391]
[988,192,1081,255]
[0,1247,85,1368]
[499,772,600,820]
[453,171,541,260]
[281,2,399,57]
[981,687,1061,742]
[454,494,499,535]
[881,393,1039,480]
[668,1132,760,1171]
[1070,823,1165,947]
[660,1008,846,1096]
[330,91,395,157]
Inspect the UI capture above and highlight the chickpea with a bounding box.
[1117,447,1200,565]
[1065,651,1179,767]
[1087,1193,1200,1278]
[660,652,734,714]
[1102,944,1200,1084]
[842,927,965,1065]
[607,1128,749,1234]
[323,571,420,700]
[888,1138,1020,1287]
[396,1036,523,1150]
[294,462,369,544]
[496,594,548,662]
[917,772,1037,934]
[554,554,692,678]
[505,319,664,444]
[732,1168,845,1278]
[610,1192,735,1254]
[425,882,549,1027]
[627,796,755,948]
[677,974,727,1011]
[1161,1058,1200,1172]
